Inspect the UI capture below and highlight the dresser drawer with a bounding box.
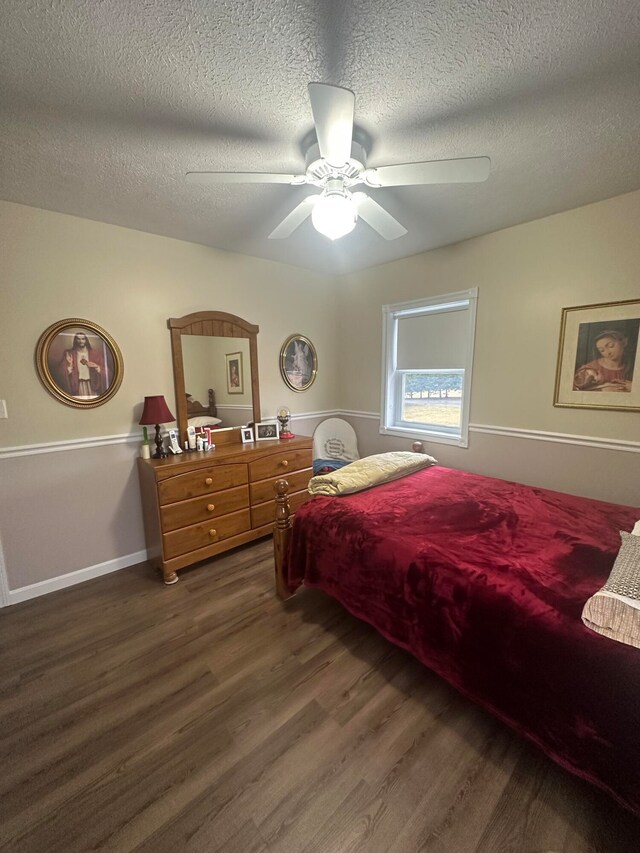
[250,467,311,506]
[160,485,249,533]
[162,508,251,560]
[158,463,248,506]
[251,489,311,529]
[248,448,312,483]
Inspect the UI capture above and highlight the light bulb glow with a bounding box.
[311,192,357,240]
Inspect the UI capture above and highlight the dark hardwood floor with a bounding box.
[1,539,639,852]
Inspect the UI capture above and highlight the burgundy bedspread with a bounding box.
[286,466,640,814]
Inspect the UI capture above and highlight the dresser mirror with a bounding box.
[169,311,261,441]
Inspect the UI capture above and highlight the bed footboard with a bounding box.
[273,478,298,599]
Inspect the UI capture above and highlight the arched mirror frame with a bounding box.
[168,311,261,442]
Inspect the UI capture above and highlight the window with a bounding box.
[381,289,477,446]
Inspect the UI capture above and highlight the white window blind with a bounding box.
[381,289,477,447]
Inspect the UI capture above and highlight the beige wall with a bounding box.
[0,201,337,447]
[337,190,640,503]
[1,191,639,596]
[0,201,337,590]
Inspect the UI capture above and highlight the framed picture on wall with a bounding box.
[225,351,244,394]
[35,318,124,409]
[554,298,640,411]
[280,334,317,392]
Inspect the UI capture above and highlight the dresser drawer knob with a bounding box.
[280,459,289,468]
[205,477,213,486]
[209,529,217,538]
[207,504,215,512]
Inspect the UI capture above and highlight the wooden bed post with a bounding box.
[274,479,294,599]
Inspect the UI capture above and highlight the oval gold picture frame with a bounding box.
[36,318,124,409]
[280,334,318,392]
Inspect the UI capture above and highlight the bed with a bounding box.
[186,388,222,431]
[273,463,640,815]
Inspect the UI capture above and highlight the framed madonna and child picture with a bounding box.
[554,298,640,412]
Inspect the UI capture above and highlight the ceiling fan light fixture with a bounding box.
[311,190,357,240]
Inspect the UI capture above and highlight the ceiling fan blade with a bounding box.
[364,156,491,188]
[353,193,407,240]
[268,196,318,239]
[308,83,355,168]
[186,171,305,185]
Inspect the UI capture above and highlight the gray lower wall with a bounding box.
[344,414,640,507]
[0,413,330,595]
[1,412,637,599]
[0,442,146,590]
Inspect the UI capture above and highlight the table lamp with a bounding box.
[139,395,175,458]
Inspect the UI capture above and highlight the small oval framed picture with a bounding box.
[36,318,124,408]
[280,334,318,392]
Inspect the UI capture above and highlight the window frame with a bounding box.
[380,288,478,447]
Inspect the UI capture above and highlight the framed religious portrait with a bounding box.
[226,351,244,394]
[35,318,124,409]
[554,298,640,412]
[280,334,318,392]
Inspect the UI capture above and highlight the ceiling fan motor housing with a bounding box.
[304,141,367,184]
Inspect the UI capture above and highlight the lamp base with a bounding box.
[153,424,167,458]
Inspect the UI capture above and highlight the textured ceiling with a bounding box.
[1,0,639,274]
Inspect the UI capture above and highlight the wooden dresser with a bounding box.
[138,435,313,584]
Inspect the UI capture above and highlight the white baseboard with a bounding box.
[0,538,9,608]
[7,549,148,606]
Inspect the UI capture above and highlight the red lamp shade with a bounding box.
[139,395,175,426]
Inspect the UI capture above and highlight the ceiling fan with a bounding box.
[186,83,490,242]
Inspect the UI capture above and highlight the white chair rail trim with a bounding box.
[341,412,640,454]
[0,433,140,459]
[1,414,637,458]
[469,423,640,454]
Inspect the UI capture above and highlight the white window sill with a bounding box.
[379,424,468,448]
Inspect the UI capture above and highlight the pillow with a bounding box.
[581,531,640,649]
[602,531,640,600]
[308,451,437,497]
[188,416,222,428]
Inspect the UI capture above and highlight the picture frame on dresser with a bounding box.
[241,426,254,443]
[255,420,280,440]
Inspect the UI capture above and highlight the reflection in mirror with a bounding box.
[169,311,261,444]
[182,336,253,428]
